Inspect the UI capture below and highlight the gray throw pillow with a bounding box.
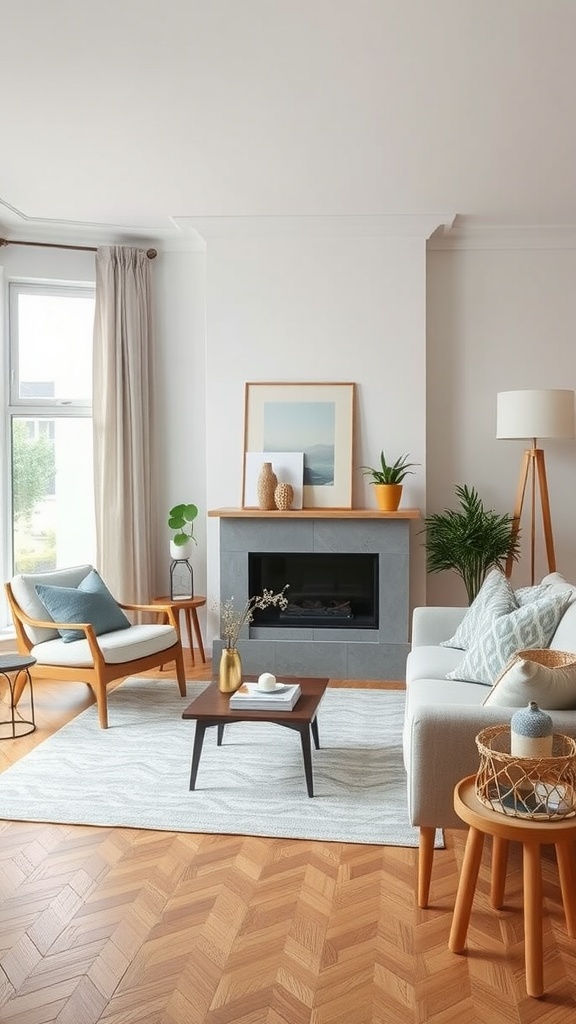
[440,568,517,651]
[35,570,130,643]
[446,592,571,686]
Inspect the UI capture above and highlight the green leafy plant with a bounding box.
[422,484,520,604]
[361,451,418,485]
[168,503,198,547]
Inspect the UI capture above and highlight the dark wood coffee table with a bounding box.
[182,676,329,797]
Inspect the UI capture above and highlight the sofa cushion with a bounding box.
[440,569,517,651]
[550,600,576,653]
[35,570,130,643]
[483,649,576,709]
[406,645,464,684]
[446,592,570,685]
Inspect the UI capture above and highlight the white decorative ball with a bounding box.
[258,672,277,692]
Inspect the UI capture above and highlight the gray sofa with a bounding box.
[403,570,576,907]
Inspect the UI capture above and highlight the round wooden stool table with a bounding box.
[449,774,576,998]
[152,596,206,665]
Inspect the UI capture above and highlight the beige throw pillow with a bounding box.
[483,648,576,709]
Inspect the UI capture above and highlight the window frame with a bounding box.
[8,281,94,413]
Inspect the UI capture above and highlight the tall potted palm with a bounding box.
[422,484,520,603]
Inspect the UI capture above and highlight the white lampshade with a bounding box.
[496,389,575,441]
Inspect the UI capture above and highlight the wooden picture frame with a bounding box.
[243,382,355,508]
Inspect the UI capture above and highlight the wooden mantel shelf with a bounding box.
[208,507,421,519]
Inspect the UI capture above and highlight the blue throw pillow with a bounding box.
[35,570,131,643]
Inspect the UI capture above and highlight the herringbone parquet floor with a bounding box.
[0,655,575,1023]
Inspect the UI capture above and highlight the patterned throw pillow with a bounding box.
[446,592,570,685]
[440,568,517,650]
[483,649,576,709]
[514,584,552,606]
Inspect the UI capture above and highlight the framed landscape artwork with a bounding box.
[243,382,355,508]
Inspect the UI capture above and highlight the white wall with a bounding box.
[426,230,576,605]
[197,217,441,643]
[152,249,207,610]
[4,226,576,648]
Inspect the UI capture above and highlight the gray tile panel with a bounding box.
[217,516,411,681]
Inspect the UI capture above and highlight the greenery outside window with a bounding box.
[8,283,96,579]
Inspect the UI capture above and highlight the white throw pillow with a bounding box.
[440,569,517,651]
[446,592,571,685]
[483,649,576,709]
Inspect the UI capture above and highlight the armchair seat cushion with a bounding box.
[31,624,178,668]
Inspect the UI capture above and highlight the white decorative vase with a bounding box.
[170,538,195,561]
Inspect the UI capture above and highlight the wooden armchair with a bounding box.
[6,564,187,728]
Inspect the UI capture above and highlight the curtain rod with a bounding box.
[0,238,158,259]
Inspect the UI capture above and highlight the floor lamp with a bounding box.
[497,389,575,585]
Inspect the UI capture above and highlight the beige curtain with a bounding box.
[93,246,154,603]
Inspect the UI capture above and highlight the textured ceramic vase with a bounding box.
[511,701,554,757]
[257,462,278,510]
[274,482,294,510]
[219,648,243,693]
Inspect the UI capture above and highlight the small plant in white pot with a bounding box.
[168,503,198,560]
[361,452,418,511]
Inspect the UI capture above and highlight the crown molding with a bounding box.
[175,213,456,243]
[0,196,208,253]
[429,219,576,251]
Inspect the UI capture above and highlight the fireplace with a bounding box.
[210,510,416,680]
[249,552,378,629]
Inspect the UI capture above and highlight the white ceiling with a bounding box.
[2,0,576,246]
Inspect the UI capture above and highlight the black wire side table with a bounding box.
[0,654,37,739]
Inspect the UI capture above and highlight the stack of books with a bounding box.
[229,682,301,712]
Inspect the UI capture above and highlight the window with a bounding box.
[8,283,96,578]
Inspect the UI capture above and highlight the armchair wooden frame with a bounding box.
[5,583,187,729]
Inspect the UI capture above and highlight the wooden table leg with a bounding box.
[184,608,195,665]
[310,715,320,750]
[299,725,314,797]
[555,841,576,938]
[190,607,206,662]
[491,835,509,909]
[449,827,485,953]
[523,843,544,998]
[189,722,208,790]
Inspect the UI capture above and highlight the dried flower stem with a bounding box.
[219,585,289,649]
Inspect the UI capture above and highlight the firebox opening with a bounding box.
[249,552,379,629]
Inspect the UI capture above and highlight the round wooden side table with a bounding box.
[449,774,576,998]
[152,596,207,665]
[0,654,37,739]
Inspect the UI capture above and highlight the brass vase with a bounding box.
[219,647,243,693]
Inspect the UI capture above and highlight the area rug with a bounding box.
[0,679,443,848]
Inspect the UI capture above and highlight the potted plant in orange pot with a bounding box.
[361,452,418,511]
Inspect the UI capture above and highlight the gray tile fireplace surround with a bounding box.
[211,511,416,680]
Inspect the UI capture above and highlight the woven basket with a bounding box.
[515,648,576,669]
[475,725,576,820]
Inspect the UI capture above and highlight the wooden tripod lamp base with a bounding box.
[505,446,556,585]
[497,389,575,587]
